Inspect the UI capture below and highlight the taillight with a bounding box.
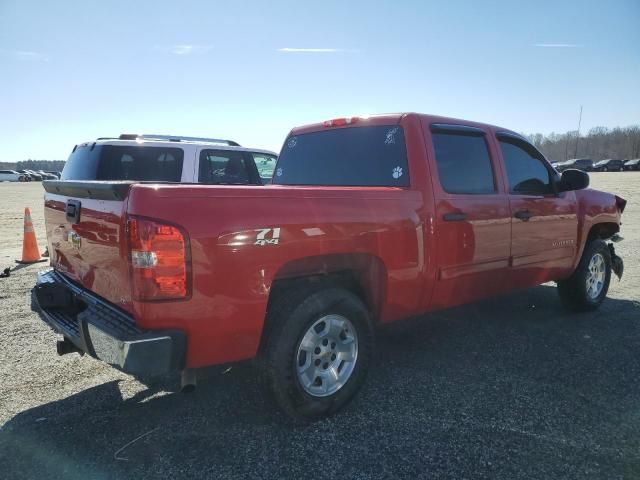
[128,216,190,301]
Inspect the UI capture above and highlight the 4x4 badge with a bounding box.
[255,228,281,246]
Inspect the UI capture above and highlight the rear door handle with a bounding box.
[443,212,468,222]
[514,210,533,221]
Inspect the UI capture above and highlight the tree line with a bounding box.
[526,125,640,162]
[0,160,65,172]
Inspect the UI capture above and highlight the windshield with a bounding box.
[274,126,409,187]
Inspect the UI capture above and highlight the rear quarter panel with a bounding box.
[127,183,429,368]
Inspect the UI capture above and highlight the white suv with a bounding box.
[0,170,27,182]
[61,134,278,185]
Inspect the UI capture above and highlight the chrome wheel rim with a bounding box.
[586,253,606,299]
[295,314,358,397]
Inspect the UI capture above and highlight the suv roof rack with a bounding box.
[117,134,240,146]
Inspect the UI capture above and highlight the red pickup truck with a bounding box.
[35,114,625,419]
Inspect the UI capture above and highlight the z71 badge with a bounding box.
[255,228,281,246]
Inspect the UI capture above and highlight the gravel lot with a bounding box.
[1,175,639,479]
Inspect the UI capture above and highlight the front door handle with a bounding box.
[514,210,533,221]
[443,212,468,222]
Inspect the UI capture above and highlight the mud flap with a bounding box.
[608,243,624,280]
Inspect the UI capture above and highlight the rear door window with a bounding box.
[198,150,259,185]
[62,145,184,181]
[274,126,409,187]
[431,130,496,194]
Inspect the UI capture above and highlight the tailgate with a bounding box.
[43,181,134,313]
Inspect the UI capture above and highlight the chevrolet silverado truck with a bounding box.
[34,115,625,420]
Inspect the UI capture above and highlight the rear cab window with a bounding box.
[62,144,184,182]
[273,125,409,187]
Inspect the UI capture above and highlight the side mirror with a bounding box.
[557,168,589,192]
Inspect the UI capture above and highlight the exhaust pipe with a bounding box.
[56,337,82,356]
[181,368,197,393]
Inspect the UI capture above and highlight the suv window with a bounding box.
[274,126,409,187]
[199,150,258,185]
[499,137,553,195]
[252,154,277,184]
[62,145,184,181]
[431,131,495,194]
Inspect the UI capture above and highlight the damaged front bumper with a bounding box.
[32,269,186,376]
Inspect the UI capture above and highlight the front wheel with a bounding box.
[558,239,612,311]
[262,287,374,420]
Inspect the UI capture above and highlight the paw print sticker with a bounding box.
[287,137,297,149]
[392,166,403,179]
[276,167,283,177]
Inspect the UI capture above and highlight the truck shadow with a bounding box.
[2,284,639,479]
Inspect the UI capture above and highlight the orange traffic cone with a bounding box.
[16,208,46,264]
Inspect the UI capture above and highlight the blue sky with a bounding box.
[1,0,638,161]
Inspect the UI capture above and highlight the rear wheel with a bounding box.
[262,287,374,420]
[558,239,611,311]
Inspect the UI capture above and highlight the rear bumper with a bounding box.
[33,269,186,376]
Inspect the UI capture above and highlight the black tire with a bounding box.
[557,239,611,312]
[262,287,374,421]
[603,167,608,172]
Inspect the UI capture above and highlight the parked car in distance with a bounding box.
[36,170,59,180]
[623,159,640,171]
[18,169,43,181]
[555,158,594,172]
[15,170,32,181]
[592,159,625,172]
[44,171,62,179]
[0,170,27,182]
[34,115,626,420]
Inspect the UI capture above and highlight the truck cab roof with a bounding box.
[289,112,524,140]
